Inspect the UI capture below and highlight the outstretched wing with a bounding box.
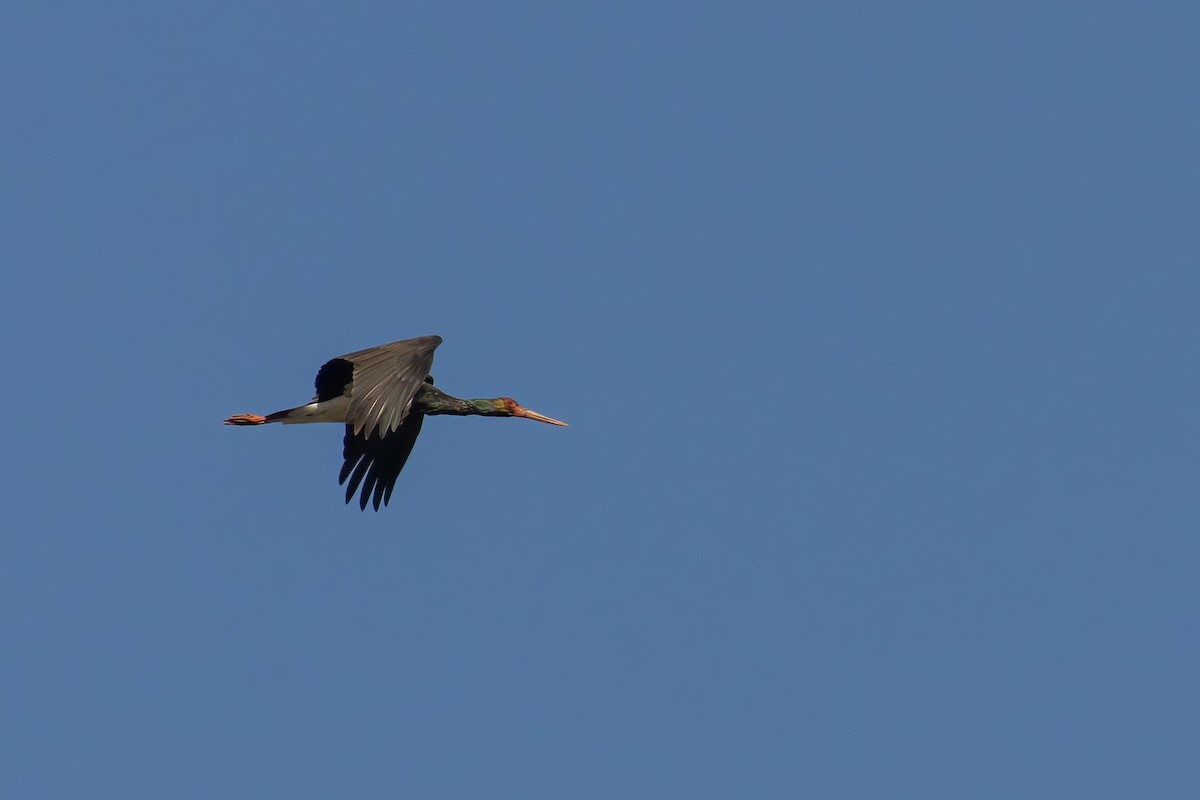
[337,335,442,439]
[339,412,425,510]
[324,335,442,511]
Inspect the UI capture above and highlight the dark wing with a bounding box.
[328,335,442,511]
[338,335,442,439]
[313,357,355,402]
[339,413,425,510]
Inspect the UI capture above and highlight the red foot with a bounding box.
[224,413,268,425]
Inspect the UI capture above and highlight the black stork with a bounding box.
[224,335,567,510]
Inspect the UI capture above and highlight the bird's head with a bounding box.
[496,397,568,426]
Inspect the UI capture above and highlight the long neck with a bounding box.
[413,383,511,417]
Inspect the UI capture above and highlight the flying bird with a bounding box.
[225,335,567,510]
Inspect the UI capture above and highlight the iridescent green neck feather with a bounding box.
[414,383,513,417]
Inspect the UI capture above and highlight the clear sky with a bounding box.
[3,2,1198,797]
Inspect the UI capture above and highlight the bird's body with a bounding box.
[225,335,566,510]
[270,394,351,424]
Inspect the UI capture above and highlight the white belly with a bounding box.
[282,395,351,424]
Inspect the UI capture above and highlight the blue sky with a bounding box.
[3,2,1198,797]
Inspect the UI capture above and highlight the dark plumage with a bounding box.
[225,335,567,510]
